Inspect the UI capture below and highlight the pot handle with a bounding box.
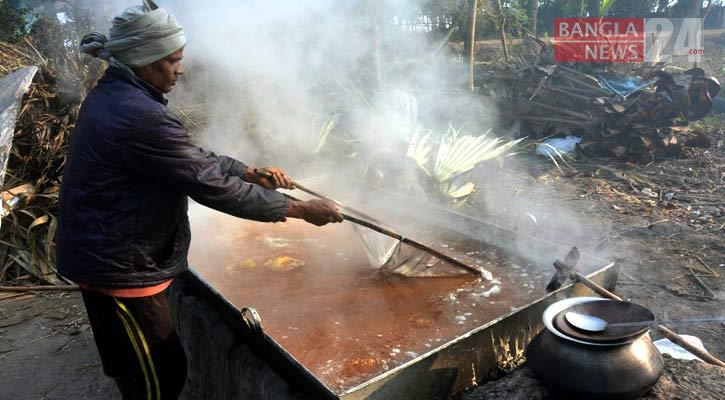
[240,306,263,336]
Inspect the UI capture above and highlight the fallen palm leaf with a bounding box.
[407,126,523,200]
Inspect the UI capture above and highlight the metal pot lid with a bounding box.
[543,298,654,346]
[553,300,653,344]
[542,297,616,346]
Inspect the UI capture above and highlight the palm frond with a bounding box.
[431,126,524,183]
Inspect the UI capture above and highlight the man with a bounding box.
[57,2,342,399]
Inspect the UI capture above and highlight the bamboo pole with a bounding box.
[465,0,478,93]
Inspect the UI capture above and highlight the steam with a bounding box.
[84,0,613,272]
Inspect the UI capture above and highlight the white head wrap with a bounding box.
[80,0,185,71]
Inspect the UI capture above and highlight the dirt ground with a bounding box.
[457,119,725,399]
[530,129,725,360]
[0,291,115,399]
[459,357,725,400]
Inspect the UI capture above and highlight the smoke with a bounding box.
[173,1,369,163]
[163,1,499,165]
[83,0,498,181]
[83,0,613,271]
[469,156,617,272]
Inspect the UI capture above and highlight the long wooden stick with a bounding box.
[657,325,725,367]
[0,285,79,292]
[341,214,482,274]
[572,271,623,300]
[571,272,725,367]
[256,170,482,275]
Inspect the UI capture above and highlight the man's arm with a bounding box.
[120,111,289,222]
[120,109,341,225]
[202,148,292,190]
[202,149,248,178]
[287,199,344,226]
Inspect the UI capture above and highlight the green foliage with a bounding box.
[477,0,529,38]
[537,0,659,34]
[605,0,658,17]
[691,115,723,135]
[422,0,465,16]
[599,0,618,16]
[29,13,63,45]
[0,2,30,43]
[26,5,95,73]
[551,0,643,18]
[418,0,467,40]
[706,48,725,78]
[559,0,586,17]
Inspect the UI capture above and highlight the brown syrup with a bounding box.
[189,208,549,392]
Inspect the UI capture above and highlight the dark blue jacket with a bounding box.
[57,67,289,288]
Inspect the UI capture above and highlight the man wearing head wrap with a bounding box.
[57,2,342,398]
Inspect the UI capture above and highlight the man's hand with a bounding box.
[245,167,294,190]
[287,199,344,226]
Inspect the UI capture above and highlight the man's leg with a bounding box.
[81,289,187,400]
[113,293,187,400]
[114,376,143,400]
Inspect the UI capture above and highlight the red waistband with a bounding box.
[78,279,173,298]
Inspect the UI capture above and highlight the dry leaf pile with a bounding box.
[482,43,720,162]
[0,39,102,285]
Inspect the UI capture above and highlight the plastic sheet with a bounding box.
[597,74,657,98]
[0,66,38,227]
[535,135,582,157]
[654,335,708,361]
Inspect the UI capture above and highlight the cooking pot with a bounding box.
[527,298,664,399]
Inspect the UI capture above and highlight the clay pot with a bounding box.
[527,329,664,399]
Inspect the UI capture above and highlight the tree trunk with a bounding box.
[463,0,476,58]
[494,0,509,62]
[465,0,478,93]
[528,0,538,36]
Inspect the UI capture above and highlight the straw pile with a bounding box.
[0,38,103,285]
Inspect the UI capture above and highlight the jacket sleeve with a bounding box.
[120,109,289,222]
[205,149,249,178]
